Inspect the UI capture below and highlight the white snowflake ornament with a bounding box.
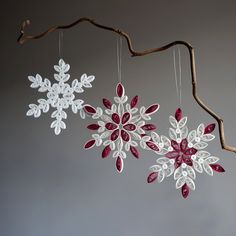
[84,83,160,173]
[147,108,225,198]
[26,59,95,135]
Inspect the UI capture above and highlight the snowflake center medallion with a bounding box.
[26,59,95,135]
[106,111,137,142]
[84,83,160,173]
[166,138,197,168]
[147,108,225,199]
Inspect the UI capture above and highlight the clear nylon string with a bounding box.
[117,36,122,83]
[59,31,63,59]
[173,46,182,106]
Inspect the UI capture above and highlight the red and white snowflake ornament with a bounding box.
[84,83,160,173]
[147,108,225,198]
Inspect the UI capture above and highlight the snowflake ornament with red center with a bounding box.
[26,59,95,135]
[147,108,225,198]
[84,83,160,173]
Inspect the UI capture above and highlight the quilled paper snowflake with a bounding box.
[26,59,95,135]
[147,108,225,198]
[84,83,160,173]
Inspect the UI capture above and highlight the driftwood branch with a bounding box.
[17,17,236,154]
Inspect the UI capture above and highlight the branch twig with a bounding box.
[17,17,236,154]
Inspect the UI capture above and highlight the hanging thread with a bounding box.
[173,46,182,106]
[117,36,122,83]
[59,30,63,59]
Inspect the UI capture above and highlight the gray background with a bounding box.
[1,0,236,236]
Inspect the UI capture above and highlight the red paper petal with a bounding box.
[84,139,96,149]
[111,129,120,141]
[112,113,120,124]
[175,108,182,122]
[204,123,216,134]
[147,172,158,183]
[210,164,225,172]
[87,124,100,130]
[84,105,96,114]
[175,156,183,168]
[180,138,188,152]
[105,122,118,130]
[182,183,189,198]
[123,123,136,131]
[102,98,112,109]
[116,156,123,172]
[141,124,156,131]
[116,83,124,97]
[171,140,180,151]
[130,95,139,108]
[121,130,130,142]
[130,146,140,158]
[183,156,193,166]
[145,104,159,114]
[166,151,179,159]
[146,141,159,151]
[102,145,111,158]
[122,112,130,124]
[184,148,197,156]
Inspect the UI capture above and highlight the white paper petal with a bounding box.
[165,165,174,177]
[188,130,196,143]
[185,177,195,190]
[169,116,177,128]
[169,128,177,141]
[100,131,111,139]
[156,157,169,164]
[203,162,213,176]
[193,160,203,173]
[197,150,211,158]
[158,170,165,183]
[197,123,205,137]
[201,134,215,142]
[149,165,162,172]
[178,117,187,128]
[174,167,182,180]
[193,142,208,149]
[205,156,219,164]
[180,126,188,139]
[151,132,160,143]
[161,136,171,147]
[176,176,186,189]
[186,165,196,179]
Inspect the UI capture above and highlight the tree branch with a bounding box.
[17,17,236,154]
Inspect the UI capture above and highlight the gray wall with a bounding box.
[1,1,236,235]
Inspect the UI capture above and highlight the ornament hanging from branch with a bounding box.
[147,108,225,198]
[26,59,95,135]
[84,83,160,173]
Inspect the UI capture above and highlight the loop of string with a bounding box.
[173,46,182,106]
[116,36,122,83]
[59,31,63,59]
